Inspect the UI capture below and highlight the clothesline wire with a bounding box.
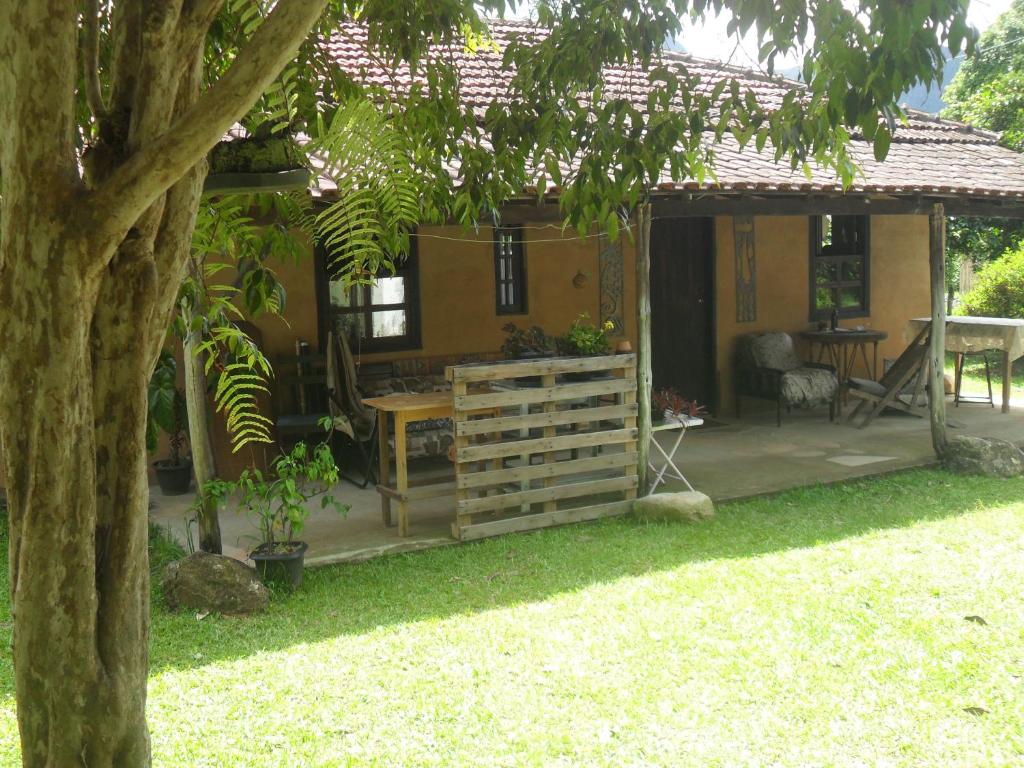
[408,212,740,245]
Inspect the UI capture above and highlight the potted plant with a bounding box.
[148,350,193,495]
[558,314,615,380]
[501,323,556,386]
[559,313,614,356]
[501,322,556,359]
[200,430,347,588]
[652,387,708,425]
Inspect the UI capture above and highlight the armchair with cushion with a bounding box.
[735,331,838,426]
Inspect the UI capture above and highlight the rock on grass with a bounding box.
[633,491,715,523]
[162,552,269,615]
[942,436,1024,478]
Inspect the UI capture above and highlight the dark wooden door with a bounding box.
[649,217,716,410]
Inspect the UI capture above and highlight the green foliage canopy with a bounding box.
[942,0,1024,277]
[943,0,1024,150]
[960,244,1024,319]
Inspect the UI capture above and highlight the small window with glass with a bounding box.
[810,215,869,319]
[494,227,527,315]
[325,242,421,353]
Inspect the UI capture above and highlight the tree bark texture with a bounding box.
[0,1,327,764]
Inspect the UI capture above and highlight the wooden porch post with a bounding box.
[636,202,653,493]
[182,302,223,554]
[928,203,948,455]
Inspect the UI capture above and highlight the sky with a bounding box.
[676,0,1015,68]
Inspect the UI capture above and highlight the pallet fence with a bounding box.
[446,354,639,541]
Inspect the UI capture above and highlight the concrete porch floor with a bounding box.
[149,393,1024,566]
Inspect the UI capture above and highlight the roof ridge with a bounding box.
[481,19,995,141]
[899,106,1002,140]
[656,47,803,91]
[482,18,800,90]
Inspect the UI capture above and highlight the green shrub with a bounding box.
[960,246,1024,318]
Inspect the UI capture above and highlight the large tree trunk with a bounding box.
[0,230,155,765]
[0,2,328,764]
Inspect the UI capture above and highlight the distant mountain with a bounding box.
[669,36,963,115]
[899,55,964,113]
[778,55,963,114]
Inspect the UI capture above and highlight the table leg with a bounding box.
[845,343,857,381]
[872,341,880,381]
[1003,351,1012,413]
[395,412,410,536]
[954,352,964,405]
[832,343,847,416]
[378,411,392,527]
[858,342,872,381]
[666,428,693,491]
[647,441,671,495]
[647,428,691,494]
[814,342,826,365]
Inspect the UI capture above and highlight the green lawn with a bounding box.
[1,469,1024,766]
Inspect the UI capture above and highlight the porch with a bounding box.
[149,393,1024,566]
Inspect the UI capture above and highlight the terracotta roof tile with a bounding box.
[319,20,1024,202]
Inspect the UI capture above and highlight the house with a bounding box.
[0,19,1001,501]
[197,20,1024,479]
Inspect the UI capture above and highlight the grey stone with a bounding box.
[633,491,715,523]
[942,435,1024,478]
[162,552,269,615]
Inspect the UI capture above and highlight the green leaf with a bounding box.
[873,124,891,162]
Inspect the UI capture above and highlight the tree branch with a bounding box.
[88,0,328,259]
[180,0,228,54]
[82,0,106,117]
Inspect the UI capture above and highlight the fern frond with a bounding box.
[305,98,425,282]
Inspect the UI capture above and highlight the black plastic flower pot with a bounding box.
[250,541,309,589]
[153,458,193,496]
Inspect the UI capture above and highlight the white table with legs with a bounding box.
[647,415,703,494]
[907,316,1024,413]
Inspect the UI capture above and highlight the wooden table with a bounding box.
[362,391,455,537]
[800,328,888,414]
[907,316,1024,414]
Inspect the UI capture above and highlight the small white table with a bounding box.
[647,415,704,494]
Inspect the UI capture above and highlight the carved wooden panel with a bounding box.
[734,215,757,323]
[598,235,625,333]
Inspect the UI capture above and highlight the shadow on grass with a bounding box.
[52,468,1024,678]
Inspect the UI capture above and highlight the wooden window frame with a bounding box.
[315,236,422,354]
[808,214,871,320]
[494,227,527,315]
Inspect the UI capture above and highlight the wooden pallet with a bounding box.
[446,354,639,541]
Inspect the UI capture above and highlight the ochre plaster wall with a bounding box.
[239,224,636,363]
[348,225,636,364]
[714,214,931,414]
